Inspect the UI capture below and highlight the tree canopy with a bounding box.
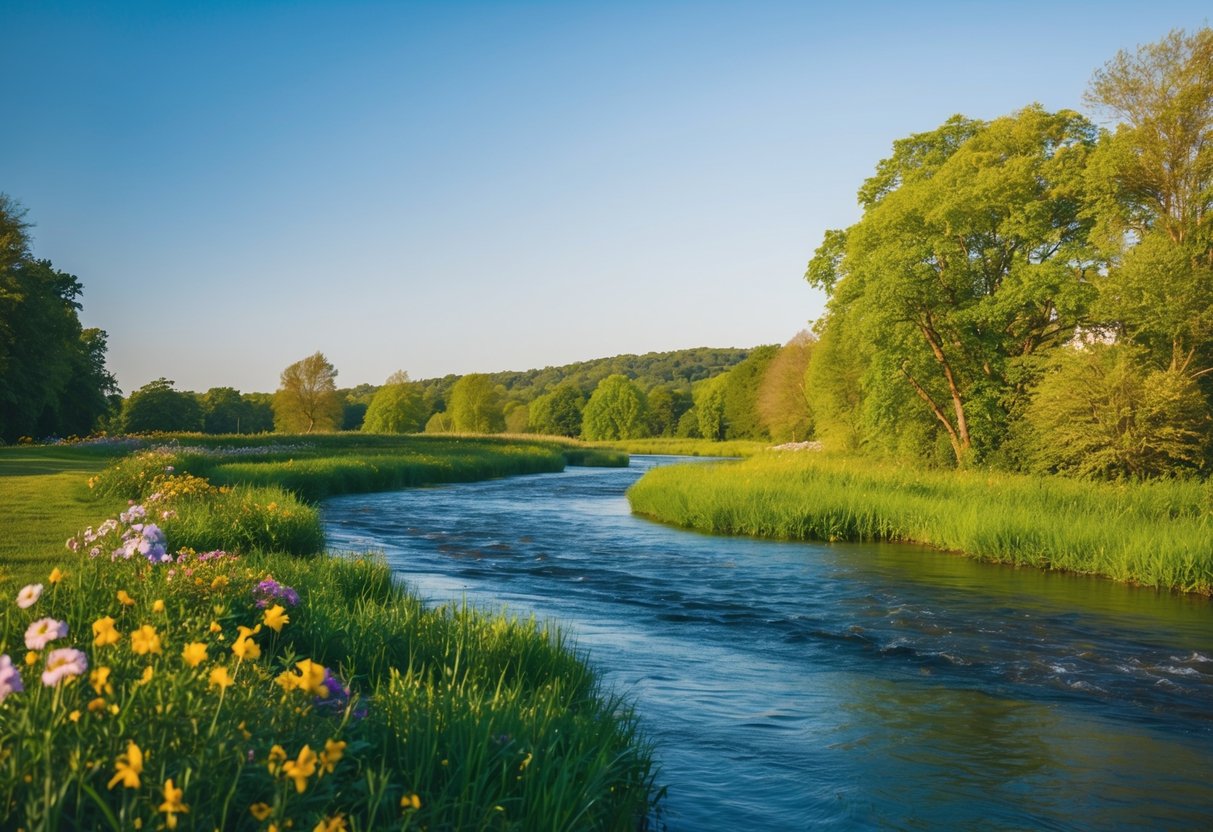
[362,371,427,434]
[273,352,342,433]
[581,375,648,440]
[447,374,505,434]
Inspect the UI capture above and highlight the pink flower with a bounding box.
[15,584,43,609]
[0,655,23,700]
[41,648,88,686]
[25,617,68,650]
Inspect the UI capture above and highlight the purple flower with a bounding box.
[41,648,88,686]
[25,617,68,650]
[253,579,299,609]
[0,655,24,701]
[313,668,367,718]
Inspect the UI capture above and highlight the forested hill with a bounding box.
[415,346,755,401]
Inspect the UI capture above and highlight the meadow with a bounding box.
[627,452,1213,595]
[0,437,661,830]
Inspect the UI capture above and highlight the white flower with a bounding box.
[15,584,43,609]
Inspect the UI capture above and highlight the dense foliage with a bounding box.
[0,196,117,443]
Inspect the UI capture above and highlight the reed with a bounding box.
[627,453,1213,594]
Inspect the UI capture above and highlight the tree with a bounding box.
[722,345,778,440]
[528,384,585,437]
[1024,343,1210,478]
[424,411,454,433]
[362,371,427,433]
[694,373,729,441]
[807,107,1100,464]
[646,386,692,437]
[202,387,255,434]
[1085,28,1213,385]
[503,401,530,433]
[758,332,815,443]
[447,374,505,433]
[273,352,342,433]
[122,379,203,433]
[242,393,276,433]
[0,197,117,441]
[581,374,648,440]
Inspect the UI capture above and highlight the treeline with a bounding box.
[0,196,117,444]
[803,28,1213,478]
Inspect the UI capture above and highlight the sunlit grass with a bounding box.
[588,437,768,458]
[628,452,1213,594]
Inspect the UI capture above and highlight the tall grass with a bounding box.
[628,453,1213,594]
[588,437,768,457]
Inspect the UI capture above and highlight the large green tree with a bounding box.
[273,352,342,433]
[122,379,203,433]
[528,384,585,437]
[581,374,648,440]
[362,371,427,433]
[758,332,815,443]
[202,387,256,434]
[447,374,505,433]
[1085,27,1213,382]
[808,107,1100,464]
[0,196,117,441]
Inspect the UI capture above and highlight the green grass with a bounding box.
[0,441,662,829]
[588,437,768,458]
[627,452,1213,594]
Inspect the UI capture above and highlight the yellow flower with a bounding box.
[401,793,422,811]
[312,815,346,832]
[68,710,81,722]
[107,741,143,790]
[520,751,533,771]
[92,616,121,648]
[88,697,108,713]
[138,666,155,686]
[275,669,299,692]
[49,567,65,584]
[280,745,317,793]
[267,744,287,775]
[90,666,113,696]
[131,625,162,655]
[210,575,229,590]
[209,620,223,634]
[249,802,272,821]
[117,590,136,607]
[152,599,166,614]
[24,651,38,666]
[232,625,261,661]
[158,778,189,829]
[209,666,234,690]
[319,739,346,775]
[181,642,207,668]
[293,659,329,696]
[262,604,289,632]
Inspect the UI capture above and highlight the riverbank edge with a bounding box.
[626,453,1213,596]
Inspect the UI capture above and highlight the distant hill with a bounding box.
[415,346,758,404]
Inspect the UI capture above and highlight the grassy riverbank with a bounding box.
[0,441,662,829]
[588,437,768,458]
[627,453,1213,594]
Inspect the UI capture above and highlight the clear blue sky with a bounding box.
[3,1,1209,393]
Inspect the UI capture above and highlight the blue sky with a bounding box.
[3,1,1209,393]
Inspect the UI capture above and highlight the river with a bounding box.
[322,456,1213,830]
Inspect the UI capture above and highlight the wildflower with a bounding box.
[232,625,261,661]
[152,599,166,614]
[262,604,289,632]
[90,666,113,696]
[107,741,143,789]
[281,745,317,793]
[313,814,347,832]
[209,666,234,690]
[67,537,80,552]
[16,584,43,609]
[24,651,37,665]
[298,659,330,696]
[88,696,109,713]
[117,590,136,607]
[275,669,299,692]
[158,778,189,829]
[208,620,223,634]
[0,655,24,701]
[139,666,154,685]
[25,617,68,650]
[267,744,287,775]
[520,751,533,771]
[210,575,229,590]
[401,793,422,810]
[49,567,65,584]
[254,578,299,608]
[93,616,121,647]
[69,710,81,722]
[319,739,346,775]
[249,803,272,821]
[131,625,162,655]
[181,642,207,668]
[42,648,88,686]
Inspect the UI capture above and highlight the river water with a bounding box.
[322,456,1213,830]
